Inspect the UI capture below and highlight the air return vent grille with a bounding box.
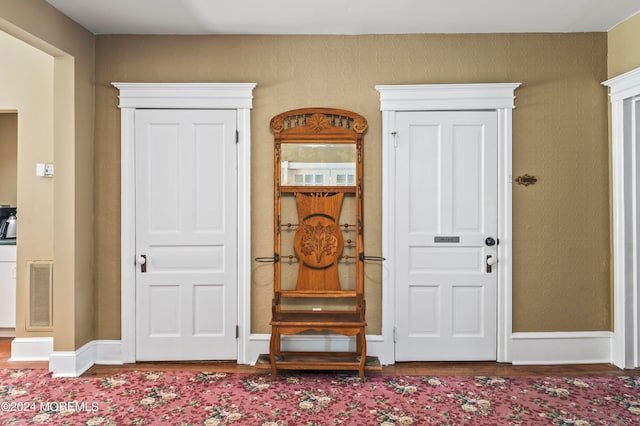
[27,261,53,331]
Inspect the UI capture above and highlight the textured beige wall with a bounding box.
[95,33,610,338]
[0,113,17,206]
[0,0,95,350]
[608,12,640,78]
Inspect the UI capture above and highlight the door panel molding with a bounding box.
[376,83,520,364]
[113,82,256,364]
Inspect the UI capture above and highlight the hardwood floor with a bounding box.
[0,338,635,378]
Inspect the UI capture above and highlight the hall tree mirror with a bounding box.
[279,143,356,187]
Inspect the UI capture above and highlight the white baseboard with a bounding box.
[22,332,612,375]
[49,340,123,378]
[9,337,53,362]
[49,342,95,378]
[244,333,392,365]
[0,328,16,338]
[511,331,613,365]
[247,332,613,366]
[94,340,124,365]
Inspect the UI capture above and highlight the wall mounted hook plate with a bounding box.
[515,174,537,186]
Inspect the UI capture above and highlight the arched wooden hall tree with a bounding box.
[256,107,381,381]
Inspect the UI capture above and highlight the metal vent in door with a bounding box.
[27,261,53,330]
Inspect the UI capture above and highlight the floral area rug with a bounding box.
[1,369,640,425]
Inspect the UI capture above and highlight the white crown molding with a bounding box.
[603,68,640,101]
[376,83,521,111]
[112,82,257,109]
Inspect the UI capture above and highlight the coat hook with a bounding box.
[515,174,537,186]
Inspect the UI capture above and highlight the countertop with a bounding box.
[0,240,16,245]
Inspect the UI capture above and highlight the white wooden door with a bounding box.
[135,109,237,361]
[394,111,498,361]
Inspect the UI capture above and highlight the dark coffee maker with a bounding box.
[0,206,15,220]
[0,206,16,239]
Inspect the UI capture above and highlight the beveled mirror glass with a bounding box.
[280,143,356,186]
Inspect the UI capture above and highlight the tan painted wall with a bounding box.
[0,0,95,350]
[95,33,610,338]
[0,113,17,206]
[608,12,640,78]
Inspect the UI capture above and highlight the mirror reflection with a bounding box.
[280,143,356,186]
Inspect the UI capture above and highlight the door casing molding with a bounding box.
[113,82,256,364]
[376,83,521,363]
[603,68,640,369]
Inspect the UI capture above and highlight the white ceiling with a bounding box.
[46,0,640,35]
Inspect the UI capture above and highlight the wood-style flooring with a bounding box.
[0,338,636,379]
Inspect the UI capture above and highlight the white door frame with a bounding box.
[376,83,521,363]
[603,68,640,369]
[113,82,256,364]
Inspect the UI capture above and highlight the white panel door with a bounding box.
[395,111,498,361]
[135,109,237,361]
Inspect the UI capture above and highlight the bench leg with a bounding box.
[269,328,279,381]
[358,328,367,382]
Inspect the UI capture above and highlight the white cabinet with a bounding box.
[0,245,16,328]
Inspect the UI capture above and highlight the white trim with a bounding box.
[113,82,255,109]
[603,68,640,369]
[48,340,123,378]
[8,337,53,362]
[94,340,124,365]
[113,82,256,365]
[604,68,640,102]
[236,106,253,365]
[511,332,613,365]
[0,329,16,338]
[245,333,389,365]
[49,341,95,378]
[376,83,519,111]
[376,83,520,364]
[40,333,611,375]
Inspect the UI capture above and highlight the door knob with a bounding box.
[137,254,147,273]
[486,255,495,273]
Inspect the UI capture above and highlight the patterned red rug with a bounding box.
[1,369,639,425]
